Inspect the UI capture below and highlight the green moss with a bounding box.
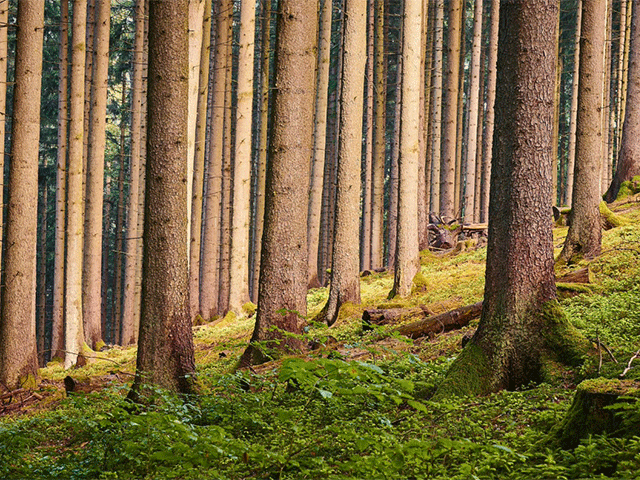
[94,340,106,352]
[433,342,493,398]
[600,201,632,228]
[616,183,634,200]
[411,271,428,294]
[336,301,362,322]
[555,282,594,294]
[19,372,37,389]
[540,300,592,367]
[242,302,257,317]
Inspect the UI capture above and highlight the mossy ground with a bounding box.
[2,201,640,478]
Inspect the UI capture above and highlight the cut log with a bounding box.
[363,305,435,330]
[396,301,483,339]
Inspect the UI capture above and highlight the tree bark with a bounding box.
[390,0,421,298]
[0,0,44,388]
[605,0,640,202]
[438,0,591,397]
[430,0,444,214]
[566,0,582,207]
[240,0,318,366]
[318,0,367,326]
[560,0,606,263]
[129,0,196,398]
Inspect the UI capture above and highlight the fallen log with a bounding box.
[395,301,483,339]
[556,267,591,284]
[363,305,435,330]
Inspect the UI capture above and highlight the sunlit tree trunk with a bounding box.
[417,0,430,249]
[37,180,48,366]
[480,0,499,223]
[566,0,582,207]
[0,0,44,388]
[430,0,444,213]
[318,0,366,325]
[121,0,146,345]
[65,0,89,367]
[189,0,212,319]
[390,0,421,298]
[83,0,111,350]
[0,0,7,309]
[113,84,127,344]
[440,0,463,219]
[129,0,196,399]
[241,0,318,366]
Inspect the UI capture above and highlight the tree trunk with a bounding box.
[605,0,640,202]
[189,0,212,319]
[463,0,484,224]
[390,0,421,298]
[430,0,444,214]
[129,0,196,398]
[560,0,606,263]
[251,0,272,300]
[65,0,89,368]
[437,0,591,397]
[439,0,463,219]
[52,0,68,360]
[240,0,318,366]
[417,0,430,250]
[121,0,146,345]
[229,0,257,312]
[113,86,126,344]
[370,0,386,269]
[318,0,367,326]
[0,0,44,389]
[566,0,582,207]
[83,0,111,350]
[200,0,231,320]
[479,0,499,223]
[37,179,48,366]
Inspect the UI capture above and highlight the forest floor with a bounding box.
[2,195,640,479]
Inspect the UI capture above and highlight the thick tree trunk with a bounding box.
[51,0,69,360]
[437,0,591,397]
[566,0,582,207]
[240,0,318,366]
[0,0,44,389]
[318,0,367,326]
[129,0,196,398]
[83,0,111,350]
[560,0,606,263]
[605,0,640,202]
[390,0,421,298]
[65,0,89,368]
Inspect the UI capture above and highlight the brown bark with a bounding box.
[396,302,483,339]
[605,0,640,202]
[129,0,196,398]
[240,0,318,366]
[0,0,44,388]
[390,0,422,298]
[566,0,582,207]
[560,0,606,263]
[439,0,463,219]
[52,0,69,360]
[113,86,127,344]
[318,0,367,326]
[430,0,444,213]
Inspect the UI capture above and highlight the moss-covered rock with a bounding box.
[600,201,632,229]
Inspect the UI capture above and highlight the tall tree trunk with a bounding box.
[360,0,374,271]
[240,0,318,366]
[229,0,257,312]
[37,179,48,366]
[390,0,421,298]
[65,0,89,368]
[189,0,212,319]
[370,0,386,269]
[602,0,614,192]
[113,87,126,344]
[0,0,7,307]
[479,0,499,223]
[200,0,231,320]
[560,0,606,263]
[551,9,561,204]
[0,0,44,388]
[83,0,95,177]
[439,0,463,219]
[566,0,582,207]
[251,0,272,301]
[51,0,69,360]
[438,0,590,397]
[129,0,196,399]
[430,0,444,213]
[83,0,111,350]
[463,0,484,224]
[417,0,430,250]
[121,0,146,345]
[318,0,367,326]
[614,0,629,169]
[605,0,640,201]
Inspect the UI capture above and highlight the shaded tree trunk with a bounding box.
[430,0,444,213]
[565,0,582,207]
[241,0,318,366]
[129,0,196,398]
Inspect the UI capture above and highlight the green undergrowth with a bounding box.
[4,205,640,478]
